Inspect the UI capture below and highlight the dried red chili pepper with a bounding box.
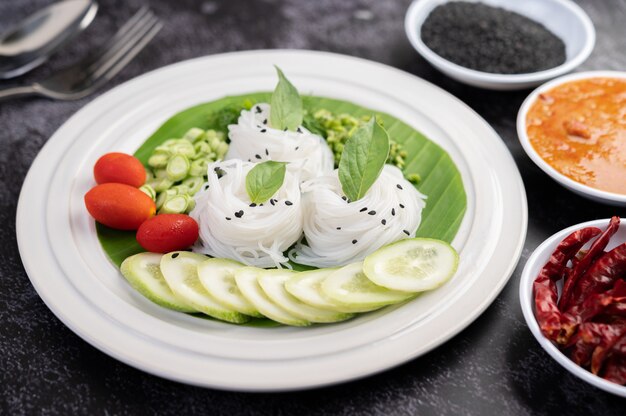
[534,227,601,342]
[603,302,626,320]
[566,323,623,367]
[562,280,626,332]
[559,216,620,311]
[591,326,626,374]
[602,356,626,385]
[568,243,626,309]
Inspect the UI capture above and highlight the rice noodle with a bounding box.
[226,103,334,181]
[289,165,426,267]
[190,159,303,268]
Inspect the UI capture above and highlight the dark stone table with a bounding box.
[1,0,625,414]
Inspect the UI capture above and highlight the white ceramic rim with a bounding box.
[16,50,527,391]
[404,0,596,85]
[519,218,626,397]
[516,71,626,204]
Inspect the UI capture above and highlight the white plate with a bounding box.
[16,50,527,391]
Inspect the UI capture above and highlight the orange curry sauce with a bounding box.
[526,77,626,194]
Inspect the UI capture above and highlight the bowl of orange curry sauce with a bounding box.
[517,71,626,205]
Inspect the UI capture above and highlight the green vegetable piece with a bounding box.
[159,194,191,214]
[245,161,287,204]
[269,66,302,131]
[338,117,390,201]
[182,177,205,195]
[153,168,168,179]
[194,141,212,159]
[171,184,190,195]
[148,151,170,168]
[166,154,190,182]
[139,184,156,201]
[190,159,209,177]
[151,178,174,193]
[182,127,206,143]
[156,189,177,209]
[169,140,195,158]
[145,168,155,182]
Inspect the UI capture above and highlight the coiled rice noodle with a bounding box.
[190,159,303,268]
[289,165,426,267]
[226,103,334,181]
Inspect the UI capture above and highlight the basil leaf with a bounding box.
[246,161,288,203]
[338,117,390,201]
[270,66,303,131]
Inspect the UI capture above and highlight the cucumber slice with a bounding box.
[259,270,354,323]
[160,252,249,323]
[285,269,376,313]
[234,267,310,326]
[322,262,414,309]
[120,253,195,312]
[363,238,459,292]
[197,259,262,318]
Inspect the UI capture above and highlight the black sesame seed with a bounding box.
[381,219,387,225]
[255,154,262,159]
[205,254,211,257]
[285,200,293,206]
[284,128,288,131]
[297,127,302,133]
[260,129,267,133]
[225,217,231,221]
[341,196,347,201]
[235,210,244,218]
[204,185,209,190]
[263,119,267,124]
[359,207,367,212]
[368,210,376,215]
[171,253,179,259]
[352,239,358,244]
[399,204,405,209]
[295,146,299,151]
[397,184,403,190]
[391,208,396,216]
[337,227,342,230]
[270,199,275,206]
[249,203,257,207]
[403,230,410,235]
[265,148,269,156]
[247,159,251,162]
[255,106,262,113]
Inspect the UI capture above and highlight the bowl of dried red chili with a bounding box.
[520,217,626,396]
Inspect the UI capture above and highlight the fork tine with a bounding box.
[89,15,160,81]
[84,20,162,94]
[86,9,156,72]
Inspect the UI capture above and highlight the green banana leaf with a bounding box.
[97,93,466,270]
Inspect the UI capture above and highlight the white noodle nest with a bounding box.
[289,165,426,268]
[190,159,303,268]
[226,103,334,181]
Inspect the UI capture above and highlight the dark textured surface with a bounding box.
[1,0,625,414]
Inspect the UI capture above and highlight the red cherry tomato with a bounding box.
[136,214,199,253]
[85,183,156,230]
[94,152,146,187]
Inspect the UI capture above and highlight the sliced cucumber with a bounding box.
[197,259,262,318]
[322,262,414,309]
[259,270,354,323]
[285,269,377,313]
[363,238,459,292]
[160,252,249,324]
[234,267,310,326]
[120,253,195,312]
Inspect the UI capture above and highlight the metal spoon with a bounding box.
[0,0,98,79]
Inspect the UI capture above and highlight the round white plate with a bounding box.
[16,50,527,391]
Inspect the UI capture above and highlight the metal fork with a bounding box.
[0,7,161,101]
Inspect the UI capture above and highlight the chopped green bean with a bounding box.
[166,154,190,182]
[139,184,156,201]
[183,128,206,143]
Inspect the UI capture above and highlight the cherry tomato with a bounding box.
[85,183,156,230]
[94,152,146,187]
[136,214,199,253]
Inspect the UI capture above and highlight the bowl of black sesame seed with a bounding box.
[405,0,595,90]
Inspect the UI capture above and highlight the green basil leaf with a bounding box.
[246,161,288,203]
[270,66,303,131]
[338,117,390,201]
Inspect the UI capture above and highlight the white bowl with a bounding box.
[517,71,626,205]
[404,0,595,90]
[520,218,626,397]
